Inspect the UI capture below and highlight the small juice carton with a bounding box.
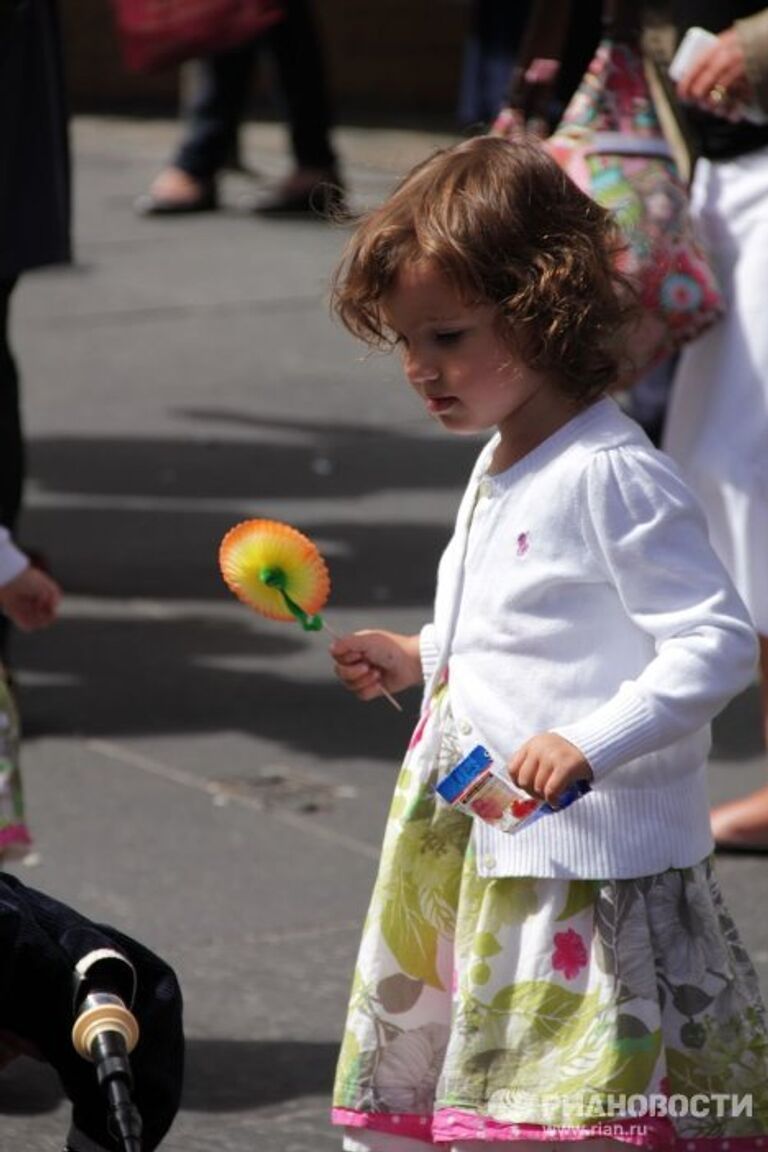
[435,745,589,833]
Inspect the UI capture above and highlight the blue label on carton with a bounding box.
[435,745,492,804]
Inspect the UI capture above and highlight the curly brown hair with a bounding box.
[332,135,637,401]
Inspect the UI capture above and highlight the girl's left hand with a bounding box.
[676,27,753,118]
[0,565,60,631]
[507,733,592,808]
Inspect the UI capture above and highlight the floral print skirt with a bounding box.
[332,687,768,1149]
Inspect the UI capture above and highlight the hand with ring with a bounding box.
[676,26,753,119]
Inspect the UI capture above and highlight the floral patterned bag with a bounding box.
[493,38,725,383]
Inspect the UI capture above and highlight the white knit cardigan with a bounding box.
[419,398,758,879]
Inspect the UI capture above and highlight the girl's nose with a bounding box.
[404,349,439,386]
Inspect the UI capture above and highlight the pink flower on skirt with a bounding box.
[552,928,587,980]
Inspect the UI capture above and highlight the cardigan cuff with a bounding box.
[552,685,669,782]
[0,529,28,588]
[419,623,441,682]
[734,12,768,111]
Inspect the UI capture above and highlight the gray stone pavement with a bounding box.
[1,117,766,1151]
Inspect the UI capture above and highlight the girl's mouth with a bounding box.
[426,396,456,414]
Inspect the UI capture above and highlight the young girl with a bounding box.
[328,137,768,1152]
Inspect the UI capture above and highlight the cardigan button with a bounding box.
[478,479,493,498]
[482,854,496,872]
[458,719,473,735]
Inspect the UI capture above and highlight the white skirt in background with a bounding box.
[663,144,768,635]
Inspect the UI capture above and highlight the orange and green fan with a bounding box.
[219,519,331,631]
[218,519,401,711]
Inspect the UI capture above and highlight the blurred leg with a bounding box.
[0,280,24,661]
[457,0,532,127]
[266,0,337,173]
[0,280,24,536]
[174,42,257,180]
[139,41,258,213]
[710,634,768,850]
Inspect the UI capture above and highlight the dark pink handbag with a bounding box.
[113,0,285,73]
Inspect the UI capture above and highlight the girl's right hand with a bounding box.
[330,630,422,702]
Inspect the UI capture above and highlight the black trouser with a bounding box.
[0,279,24,536]
[457,0,532,125]
[0,279,25,656]
[175,0,337,181]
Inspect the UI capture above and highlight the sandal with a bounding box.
[135,185,218,216]
[135,167,217,217]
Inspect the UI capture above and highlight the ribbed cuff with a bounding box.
[0,528,27,587]
[419,623,441,682]
[552,685,668,781]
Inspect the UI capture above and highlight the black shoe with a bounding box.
[253,178,347,220]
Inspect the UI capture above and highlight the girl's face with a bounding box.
[383,260,578,468]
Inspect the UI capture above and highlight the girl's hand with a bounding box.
[676,27,753,118]
[0,565,61,631]
[330,630,422,703]
[507,733,592,808]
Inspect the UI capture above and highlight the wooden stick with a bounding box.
[323,619,403,713]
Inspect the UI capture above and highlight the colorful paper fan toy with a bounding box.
[219,519,331,630]
[218,518,402,711]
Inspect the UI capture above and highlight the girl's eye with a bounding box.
[434,330,464,345]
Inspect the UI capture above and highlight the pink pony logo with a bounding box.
[516,532,530,556]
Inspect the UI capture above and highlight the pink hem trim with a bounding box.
[333,1107,768,1149]
[434,1108,673,1146]
[333,1108,433,1141]
[0,825,31,850]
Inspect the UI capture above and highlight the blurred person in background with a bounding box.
[457,0,603,133]
[0,0,66,860]
[0,0,69,575]
[137,0,344,218]
[456,1,533,128]
[663,1,768,850]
